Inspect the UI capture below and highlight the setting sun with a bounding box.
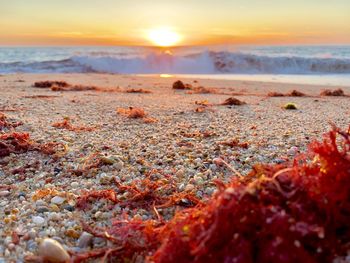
[147,28,182,47]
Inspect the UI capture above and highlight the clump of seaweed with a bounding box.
[320,88,345,96]
[221,97,246,106]
[172,80,191,90]
[24,95,60,99]
[0,112,22,130]
[284,103,298,110]
[0,132,66,158]
[152,126,350,263]
[33,80,121,93]
[66,126,350,262]
[267,90,307,97]
[186,86,218,94]
[218,138,249,149]
[267,91,285,97]
[76,172,201,211]
[288,90,306,97]
[33,81,69,88]
[126,88,152,94]
[52,117,96,132]
[116,107,157,123]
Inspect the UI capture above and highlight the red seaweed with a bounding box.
[52,117,96,132]
[0,112,22,130]
[0,132,66,158]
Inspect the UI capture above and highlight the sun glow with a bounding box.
[147,28,182,47]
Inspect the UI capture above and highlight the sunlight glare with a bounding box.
[147,28,181,47]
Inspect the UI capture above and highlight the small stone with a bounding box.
[51,196,65,205]
[35,200,47,207]
[48,212,61,221]
[65,228,80,239]
[0,191,10,197]
[185,184,195,191]
[70,182,79,188]
[100,156,115,165]
[39,238,70,263]
[18,192,26,198]
[32,216,45,225]
[50,204,60,212]
[36,206,50,213]
[62,205,75,212]
[77,232,93,248]
[114,161,124,170]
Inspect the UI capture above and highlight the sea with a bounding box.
[1,45,350,86]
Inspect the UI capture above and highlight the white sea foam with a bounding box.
[1,46,350,75]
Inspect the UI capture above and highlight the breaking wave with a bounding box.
[1,51,350,74]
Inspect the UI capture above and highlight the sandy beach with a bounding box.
[1,73,350,261]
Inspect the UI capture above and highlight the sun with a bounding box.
[147,28,182,47]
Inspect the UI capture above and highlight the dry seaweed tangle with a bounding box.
[52,117,96,132]
[0,132,66,158]
[220,97,246,106]
[0,112,22,130]
[320,88,345,96]
[116,107,157,123]
[33,80,121,93]
[125,88,152,94]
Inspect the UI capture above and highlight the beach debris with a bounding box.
[70,126,350,262]
[33,80,120,92]
[125,88,152,93]
[283,103,298,110]
[218,138,249,149]
[220,97,246,106]
[24,95,61,99]
[172,80,189,90]
[0,112,22,130]
[320,88,345,96]
[52,117,96,132]
[267,91,285,97]
[33,81,69,88]
[116,107,157,123]
[288,90,306,97]
[0,132,66,158]
[38,238,70,263]
[194,100,212,107]
[76,171,201,211]
[186,86,218,94]
[267,90,306,97]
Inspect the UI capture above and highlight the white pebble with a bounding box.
[70,182,79,188]
[51,196,65,205]
[39,238,70,263]
[32,216,45,225]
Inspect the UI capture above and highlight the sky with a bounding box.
[0,0,350,46]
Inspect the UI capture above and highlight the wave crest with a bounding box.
[1,51,350,74]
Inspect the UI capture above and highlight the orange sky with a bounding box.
[1,0,350,46]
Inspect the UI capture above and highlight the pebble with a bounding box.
[36,206,50,213]
[48,212,61,221]
[51,196,65,205]
[35,200,47,207]
[62,204,75,212]
[77,232,93,248]
[70,182,79,188]
[0,191,10,197]
[185,184,195,191]
[38,238,70,263]
[32,216,45,225]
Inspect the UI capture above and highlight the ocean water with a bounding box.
[1,45,350,86]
